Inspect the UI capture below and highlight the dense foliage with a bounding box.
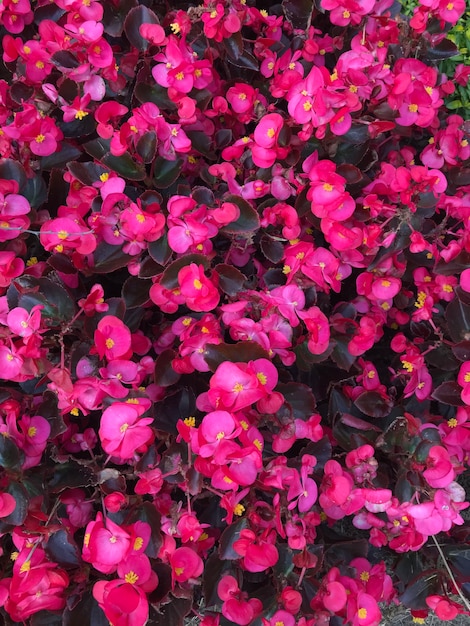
[0,0,469,624]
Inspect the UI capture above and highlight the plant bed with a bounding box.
[0,0,469,625]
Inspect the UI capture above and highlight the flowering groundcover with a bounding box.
[0,0,470,624]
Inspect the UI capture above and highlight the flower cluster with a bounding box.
[0,0,469,625]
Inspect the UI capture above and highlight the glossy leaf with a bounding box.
[63,592,109,626]
[423,38,459,61]
[46,529,81,568]
[160,254,209,289]
[151,596,192,626]
[67,161,108,185]
[446,296,470,343]
[3,481,29,526]
[399,570,440,610]
[282,0,314,29]
[0,436,23,471]
[136,131,157,163]
[92,242,133,274]
[214,264,246,296]
[122,276,151,308]
[219,517,249,560]
[221,194,261,234]
[40,142,82,171]
[277,382,316,419]
[354,391,393,418]
[154,350,181,387]
[431,381,463,406]
[124,5,160,51]
[153,388,196,434]
[154,156,184,188]
[148,236,172,266]
[48,462,96,493]
[0,159,27,188]
[204,342,271,372]
[101,151,146,181]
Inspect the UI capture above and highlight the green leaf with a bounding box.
[442,545,470,579]
[134,83,177,110]
[83,137,111,160]
[324,539,369,569]
[124,5,160,52]
[22,175,48,209]
[37,390,67,439]
[31,612,63,626]
[186,131,215,159]
[129,501,162,559]
[18,277,76,325]
[221,194,260,234]
[139,255,164,278]
[224,32,244,60]
[226,49,259,71]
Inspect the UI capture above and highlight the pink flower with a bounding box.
[170,547,204,583]
[93,579,150,626]
[94,316,132,361]
[0,192,30,241]
[347,591,382,626]
[423,446,455,488]
[0,344,23,379]
[83,513,130,574]
[0,252,24,288]
[233,528,279,572]
[178,264,220,312]
[99,403,154,462]
[0,492,16,517]
[203,359,278,412]
[298,306,330,355]
[218,575,262,625]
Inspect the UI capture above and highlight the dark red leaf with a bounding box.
[214,264,246,296]
[154,350,181,387]
[431,381,463,406]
